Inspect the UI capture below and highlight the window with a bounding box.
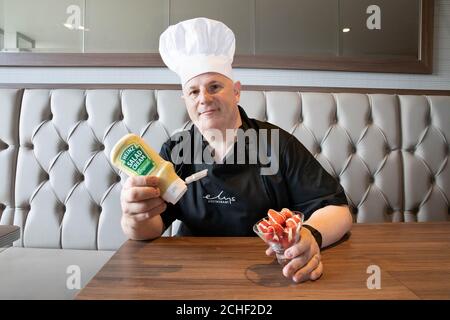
[0,0,434,73]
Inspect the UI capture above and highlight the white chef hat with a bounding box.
[159,17,235,85]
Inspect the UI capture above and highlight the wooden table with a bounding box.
[77,223,450,300]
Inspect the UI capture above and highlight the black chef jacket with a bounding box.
[159,106,348,236]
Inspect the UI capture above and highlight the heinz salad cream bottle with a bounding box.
[110,134,188,204]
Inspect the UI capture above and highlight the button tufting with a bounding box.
[62,142,69,151]
[49,113,53,120]
[369,176,375,183]
[116,175,121,182]
[317,146,322,153]
[430,176,435,184]
[99,144,105,151]
[62,205,66,212]
[0,203,5,210]
[79,174,85,182]
[97,205,103,213]
[351,145,356,153]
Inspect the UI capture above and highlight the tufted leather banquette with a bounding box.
[0,87,449,298]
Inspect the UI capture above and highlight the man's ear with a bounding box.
[234,81,241,102]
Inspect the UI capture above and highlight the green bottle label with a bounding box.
[120,144,155,175]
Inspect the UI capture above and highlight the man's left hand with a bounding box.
[266,227,323,283]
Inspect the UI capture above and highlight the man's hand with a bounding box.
[120,175,167,233]
[266,227,322,283]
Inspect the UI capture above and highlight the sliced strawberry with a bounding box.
[280,208,294,220]
[267,209,285,225]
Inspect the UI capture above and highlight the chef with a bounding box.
[120,17,353,283]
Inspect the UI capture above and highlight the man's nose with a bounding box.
[198,89,213,104]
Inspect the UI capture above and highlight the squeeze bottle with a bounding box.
[110,134,194,204]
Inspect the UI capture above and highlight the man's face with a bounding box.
[182,73,241,133]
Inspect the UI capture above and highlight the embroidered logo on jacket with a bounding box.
[203,191,236,205]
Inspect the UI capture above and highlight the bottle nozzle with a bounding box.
[185,169,208,184]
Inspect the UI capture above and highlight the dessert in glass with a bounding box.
[253,208,304,265]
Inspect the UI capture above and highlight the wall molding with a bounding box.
[1,83,449,96]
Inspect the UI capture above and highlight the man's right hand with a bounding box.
[120,176,167,238]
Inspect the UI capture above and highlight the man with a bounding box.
[120,18,353,283]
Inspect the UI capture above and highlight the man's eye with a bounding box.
[190,90,199,96]
[210,84,222,92]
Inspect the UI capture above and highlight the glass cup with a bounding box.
[253,211,304,265]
